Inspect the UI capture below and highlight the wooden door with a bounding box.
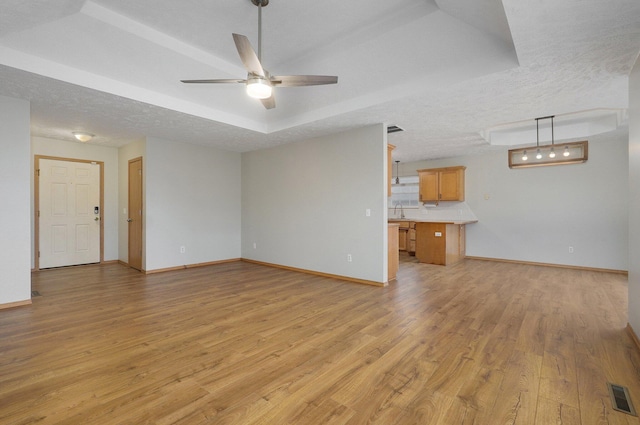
[38,158,101,268]
[418,170,439,202]
[128,157,143,271]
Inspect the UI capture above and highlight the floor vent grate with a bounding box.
[608,383,637,416]
[31,290,41,297]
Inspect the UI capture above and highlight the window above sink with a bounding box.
[390,176,419,208]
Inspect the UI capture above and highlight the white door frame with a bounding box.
[34,155,104,271]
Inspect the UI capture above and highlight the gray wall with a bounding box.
[144,137,241,271]
[629,56,640,333]
[241,125,388,283]
[397,132,629,271]
[0,95,31,305]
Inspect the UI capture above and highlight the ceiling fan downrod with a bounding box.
[251,0,269,62]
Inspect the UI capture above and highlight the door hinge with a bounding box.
[38,251,40,258]
[37,169,40,177]
[37,210,40,217]
[139,169,142,175]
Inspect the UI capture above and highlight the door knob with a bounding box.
[127,218,133,222]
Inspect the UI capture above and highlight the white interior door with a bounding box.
[39,159,101,268]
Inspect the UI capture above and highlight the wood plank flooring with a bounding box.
[1,256,640,424]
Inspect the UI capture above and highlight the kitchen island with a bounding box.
[389,218,477,266]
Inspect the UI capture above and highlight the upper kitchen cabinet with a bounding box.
[418,166,466,203]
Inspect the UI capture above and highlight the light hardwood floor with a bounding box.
[1,256,640,424]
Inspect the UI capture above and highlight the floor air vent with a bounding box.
[608,383,637,416]
[31,290,41,297]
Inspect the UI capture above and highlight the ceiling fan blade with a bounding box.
[271,75,338,87]
[232,33,265,77]
[181,79,246,84]
[261,95,276,109]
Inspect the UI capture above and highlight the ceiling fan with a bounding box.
[181,0,338,109]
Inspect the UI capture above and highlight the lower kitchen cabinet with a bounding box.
[408,222,416,254]
[415,222,466,265]
[398,228,408,251]
[394,221,416,254]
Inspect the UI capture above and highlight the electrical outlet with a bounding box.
[253,242,257,249]
[347,254,352,262]
[180,246,186,254]
[569,246,574,253]
[366,209,371,217]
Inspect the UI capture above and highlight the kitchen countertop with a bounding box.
[388,218,478,225]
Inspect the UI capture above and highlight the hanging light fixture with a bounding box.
[548,116,556,158]
[535,116,544,159]
[508,115,588,168]
[394,160,400,184]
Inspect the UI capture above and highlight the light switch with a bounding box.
[365,209,371,217]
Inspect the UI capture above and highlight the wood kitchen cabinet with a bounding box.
[393,221,415,254]
[418,166,465,204]
[397,221,409,251]
[388,223,399,282]
[415,222,466,265]
[408,222,416,254]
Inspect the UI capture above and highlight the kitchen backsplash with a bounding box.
[389,201,478,221]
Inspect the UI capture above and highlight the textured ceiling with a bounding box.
[0,0,639,162]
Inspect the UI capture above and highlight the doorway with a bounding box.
[35,156,104,269]
[128,157,143,270]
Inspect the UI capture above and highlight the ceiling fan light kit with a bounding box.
[181,0,337,109]
[246,76,272,99]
